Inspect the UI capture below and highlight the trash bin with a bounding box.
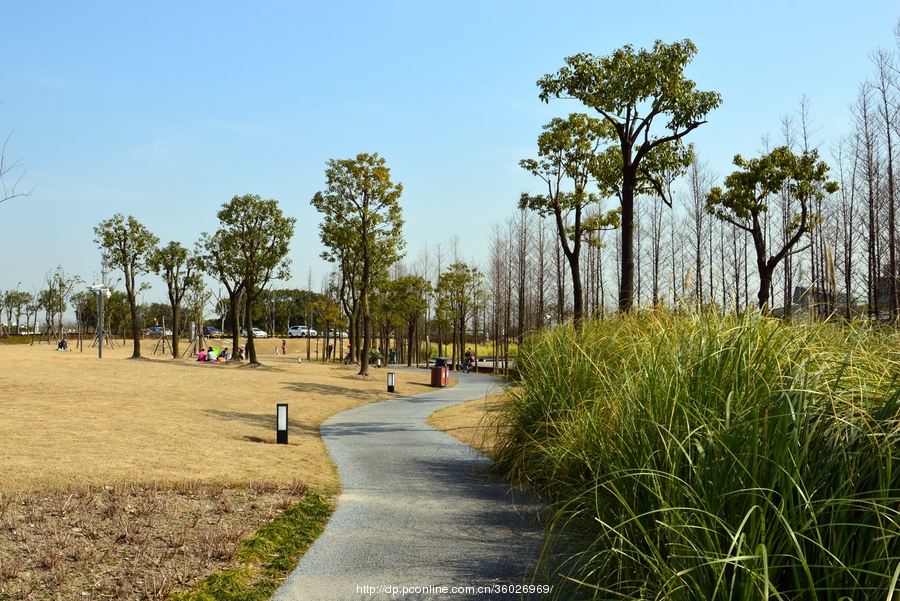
[431,357,450,387]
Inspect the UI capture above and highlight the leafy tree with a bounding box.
[148,241,202,357]
[315,295,345,361]
[520,113,620,325]
[706,146,839,310]
[211,194,295,365]
[70,290,96,336]
[183,283,212,350]
[538,39,722,311]
[386,275,431,367]
[17,291,35,334]
[3,290,31,334]
[198,230,246,355]
[94,214,159,358]
[104,289,131,341]
[37,287,56,334]
[311,153,405,376]
[436,262,483,370]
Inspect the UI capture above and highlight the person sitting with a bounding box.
[221,348,229,361]
[197,348,207,361]
[56,339,68,351]
[207,347,216,361]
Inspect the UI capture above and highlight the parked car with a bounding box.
[147,326,172,337]
[325,328,349,339]
[287,325,317,338]
[241,327,268,339]
[202,325,222,337]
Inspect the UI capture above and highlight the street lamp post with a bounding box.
[90,285,111,358]
[15,282,21,334]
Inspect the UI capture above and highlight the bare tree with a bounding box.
[872,48,900,318]
[0,132,35,204]
[685,159,715,307]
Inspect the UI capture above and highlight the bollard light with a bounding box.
[276,403,288,444]
[387,372,395,393]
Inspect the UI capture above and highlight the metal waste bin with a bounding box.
[431,357,449,387]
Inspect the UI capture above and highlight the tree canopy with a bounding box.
[148,241,202,357]
[436,262,483,369]
[706,146,839,310]
[538,39,721,312]
[520,112,620,324]
[212,194,295,365]
[94,214,159,358]
[385,274,431,367]
[311,153,404,376]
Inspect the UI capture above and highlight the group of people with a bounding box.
[197,346,229,362]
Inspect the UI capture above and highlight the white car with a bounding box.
[287,325,317,338]
[326,329,349,339]
[241,327,268,338]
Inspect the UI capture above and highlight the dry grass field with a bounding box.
[0,337,461,599]
[426,392,508,459]
[0,338,434,494]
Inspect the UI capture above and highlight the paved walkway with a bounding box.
[272,371,544,601]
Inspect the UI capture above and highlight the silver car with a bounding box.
[287,325,316,338]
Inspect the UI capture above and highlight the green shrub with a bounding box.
[495,310,900,600]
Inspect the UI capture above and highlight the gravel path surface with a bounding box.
[272,371,544,601]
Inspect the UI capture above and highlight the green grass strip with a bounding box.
[170,492,333,601]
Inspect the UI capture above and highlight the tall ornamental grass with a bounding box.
[495,310,900,600]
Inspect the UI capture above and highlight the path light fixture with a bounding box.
[387,372,395,393]
[277,403,288,444]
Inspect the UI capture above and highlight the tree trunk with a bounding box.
[758,264,775,311]
[127,277,141,359]
[245,290,258,365]
[359,279,370,376]
[228,288,242,361]
[618,176,636,312]
[171,305,180,357]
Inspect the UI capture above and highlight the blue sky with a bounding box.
[2,1,898,306]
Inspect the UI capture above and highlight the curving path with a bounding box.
[271,371,544,601]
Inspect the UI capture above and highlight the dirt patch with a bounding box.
[0,481,309,599]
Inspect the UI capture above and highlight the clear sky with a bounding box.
[2,1,898,305]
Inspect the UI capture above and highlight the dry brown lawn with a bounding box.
[426,391,508,459]
[0,338,433,494]
[0,337,456,599]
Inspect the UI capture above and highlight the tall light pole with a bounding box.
[90,285,111,358]
[90,253,111,359]
[15,282,22,334]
